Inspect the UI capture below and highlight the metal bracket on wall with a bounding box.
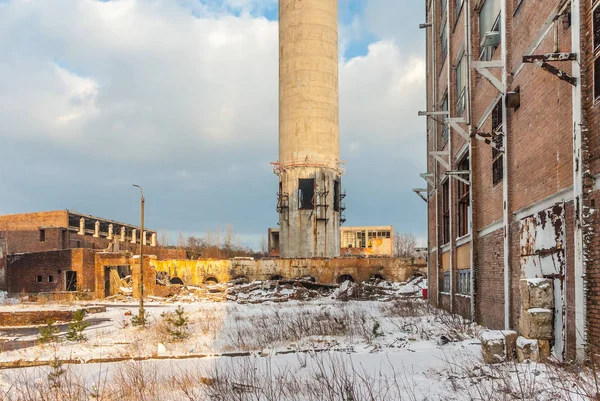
[471,131,505,152]
[446,118,468,140]
[412,188,429,202]
[472,60,505,93]
[429,151,450,170]
[420,173,435,187]
[522,53,577,86]
[446,170,471,186]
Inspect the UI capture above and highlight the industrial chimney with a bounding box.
[275,0,344,258]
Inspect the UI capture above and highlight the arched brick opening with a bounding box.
[170,277,184,285]
[270,275,285,281]
[204,277,219,284]
[337,274,355,284]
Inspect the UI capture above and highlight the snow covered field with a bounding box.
[0,282,597,400]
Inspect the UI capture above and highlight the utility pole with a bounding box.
[133,184,145,326]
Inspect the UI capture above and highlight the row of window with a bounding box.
[441,270,471,294]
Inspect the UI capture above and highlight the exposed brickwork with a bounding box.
[7,250,73,295]
[0,310,74,326]
[475,229,505,329]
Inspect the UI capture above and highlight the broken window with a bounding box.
[440,12,448,62]
[334,180,341,212]
[39,229,45,242]
[36,275,42,283]
[455,53,467,115]
[48,275,54,283]
[491,99,504,186]
[440,93,449,147]
[298,179,315,210]
[457,270,471,294]
[457,154,470,237]
[356,231,366,248]
[595,3,600,101]
[479,0,501,61]
[442,180,450,244]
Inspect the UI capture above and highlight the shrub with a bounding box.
[66,309,90,342]
[39,319,59,344]
[161,306,189,342]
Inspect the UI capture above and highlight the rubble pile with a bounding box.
[105,274,428,304]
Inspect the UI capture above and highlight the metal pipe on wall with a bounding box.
[570,0,586,361]
[465,0,475,321]
[500,0,510,331]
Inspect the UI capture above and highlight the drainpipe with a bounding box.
[571,0,586,360]
[425,0,432,300]
[465,0,475,321]
[500,0,510,330]
[446,0,454,312]
[431,0,440,307]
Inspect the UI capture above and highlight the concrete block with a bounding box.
[479,330,518,364]
[516,336,539,362]
[520,278,553,310]
[519,308,553,340]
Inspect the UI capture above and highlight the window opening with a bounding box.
[491,100,504,186]
[457,270,471,294]
[39,229,46,242]
[442,271,451,292]
[66,271,77,292]
[457,154,470,237]
[298,179,315,210]
[594,3,600,101]
[36,275,42,283]
[48,275,54,283]
[441,93,449,147]
[442,180,450,244]
[479,0,501,61]
[455,54,467,115]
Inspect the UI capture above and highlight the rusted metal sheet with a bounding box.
[519,202,566,360]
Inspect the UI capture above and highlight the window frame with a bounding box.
[593,1,600,102]
[478,0,501,61]
[455,53,467,116]
[491,99,504,186]
[442,179,451,245]
[457,154,471,237]
[457,269,471,295]
[442,271,451,293]
[440,92,449,147]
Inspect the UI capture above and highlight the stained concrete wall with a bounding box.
[278,0,341,259]
[150,257,419,286]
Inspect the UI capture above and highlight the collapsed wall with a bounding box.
[150,257,422,287]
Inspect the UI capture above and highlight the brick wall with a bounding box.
[475,228,505,329]
[0,211,68,231]
[7,250,74,295]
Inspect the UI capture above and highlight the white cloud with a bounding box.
[0,0,427,240]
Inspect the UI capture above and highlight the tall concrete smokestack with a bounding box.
[276,0,343,258]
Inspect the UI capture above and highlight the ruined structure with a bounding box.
[0,210,185,293]
[269,226,395,257]
[275,0,344,258]
[420,0,600,361]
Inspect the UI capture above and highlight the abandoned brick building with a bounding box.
[0,210,184,294]
[421,0,600,361]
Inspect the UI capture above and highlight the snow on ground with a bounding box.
[0,280,596,400]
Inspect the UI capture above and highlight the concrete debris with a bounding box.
[519,308,553,340]
[479,330,518,364]
[104,277,426,304]
[520,278,553,310]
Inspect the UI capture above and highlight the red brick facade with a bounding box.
[424,0,598,360]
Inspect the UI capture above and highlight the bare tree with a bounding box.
[177,232,185,249]
[394,233,418,258]
[260,235,268,256]
[159,230,169,247]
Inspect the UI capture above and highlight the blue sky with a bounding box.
[0,0,426,248]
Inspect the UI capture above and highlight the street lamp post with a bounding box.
[133,184,145,326]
